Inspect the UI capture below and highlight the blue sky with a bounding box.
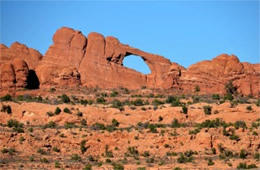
[1,1,259,74]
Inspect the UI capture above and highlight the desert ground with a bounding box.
[0,87,259,170]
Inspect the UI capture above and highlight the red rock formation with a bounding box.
[0,42,42,69]
[0,26,259,97]
[0,58,29,89]
[180,54,260,96]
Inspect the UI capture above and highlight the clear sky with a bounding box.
[1,0,259,74]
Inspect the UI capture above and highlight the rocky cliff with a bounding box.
[0,26,259,97]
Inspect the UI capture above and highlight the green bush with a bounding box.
[182,105,188,114]
[152,99,164,106]
[239,149,248,159]
[246,105,252,111]
[234,121,247,129]
[37,148,47,155]
[80,140,88,154]
[71,154,81,161]
[203,105,212,115]
[212,94,220,100]
[83,164,92,170]
[61,94,70,103]
[81,119,87,126]
[96,97,106,104]
[64,122,77,129]
[110,91,119,97]
[7,119,24,133]
[237,162,257,169]
[112,119,120,127]
[63,107,71,114]
[194,85,200,92]
[44,121,56,129]
[208,159,214,166]
[54,107,61,115]
[0,94,12,101]
[177,153,193,163]
[46,111,54,116]
[1,105,12,114]
[131,99,144,106]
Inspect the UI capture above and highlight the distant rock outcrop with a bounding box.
[0,58,29,89]
[0,26,259,97]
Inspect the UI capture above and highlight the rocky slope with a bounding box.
[0,26,259,97]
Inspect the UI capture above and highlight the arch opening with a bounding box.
[26,70,40,89]
[122,55,151,75]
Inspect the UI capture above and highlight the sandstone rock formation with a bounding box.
[180,54,260,96]
[0,58,29,89]
[0,42,42,69]
[0,26,259,97]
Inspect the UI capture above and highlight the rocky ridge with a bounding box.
[0,27,259,97]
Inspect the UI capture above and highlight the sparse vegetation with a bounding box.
[1,104,12,114]
[203,105,212,115]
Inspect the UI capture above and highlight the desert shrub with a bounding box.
[55,161,60,168]
[52,147,60,152]
[19,136,25,143]
[127,146,139,156]
[142,151,150,157]
[256,99,260,106]
[7,119,24,133]
[83,164,92,170]
[197,118,227,129]
[0,94,12,101]
[80,99,88,106]
[40,157,49,163]
[76,111,83,117]
[105,145,114,158]
[50,88,56,93]
[208,159,214,166]
[234,121,247,129]
[211,148,216,154]
[254,152,260,160]
[80,140,88,154]
[60,94,70,103]
[192,96,200,103]
[112,119,120,127]
[63,107,71,114]
[189,128,200,135]
[46,111,54,116]
[146,157,155,163]
[166,152,177,156]
[91,122,106,130]
[239,149,248,159]
[43,121,56,129]
[229,132,240,141]
[171,118,183,128]
[182,105,188,114]
[64,122,77,129]
[1,148,16,155]
[71,154,81,161]
[194,85,200,92]
[177,153,193,163]
[37,148,47,155]
[54,107,61,115]
[224,80,237,101]
[81,119,87,126]
[96,97,106,104]
[1,104,12,114]
[246,105,252,111]
[212,94,220,100]
[203,105,212,115]
[131,99,144,106]
[112,162,124,170]
[111,99,124,111]
[110,90,119,97]
[158,116,163,122]
[152,99,164,106]
[237,162,257,169]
